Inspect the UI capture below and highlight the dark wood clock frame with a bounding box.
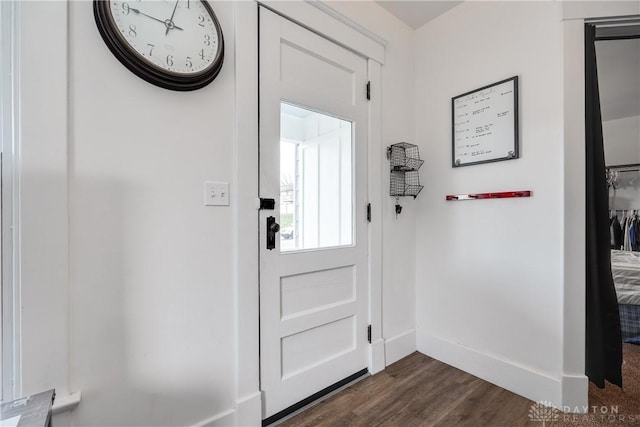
[93,0,224,91]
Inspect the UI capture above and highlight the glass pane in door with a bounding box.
[280,102,353,252]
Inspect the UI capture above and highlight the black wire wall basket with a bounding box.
[388,142,424,199]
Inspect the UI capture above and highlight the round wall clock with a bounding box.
[94,0,224,91]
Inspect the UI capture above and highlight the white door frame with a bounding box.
[232,1,385,424]
[0,0,20,402]
[560,3,640,409]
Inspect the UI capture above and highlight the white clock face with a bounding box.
[108,0,221,76]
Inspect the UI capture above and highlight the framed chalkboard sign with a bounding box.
[452,76,519,167]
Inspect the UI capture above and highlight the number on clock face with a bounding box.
[109,0,220,75]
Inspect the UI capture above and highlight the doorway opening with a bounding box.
[586,19,640,415]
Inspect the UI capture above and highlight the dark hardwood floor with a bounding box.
[278,352,536,427]
[279,344,640,426]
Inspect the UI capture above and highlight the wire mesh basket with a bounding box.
[390,171,423,198]
[389,142,424,172]
[388,142,423,199]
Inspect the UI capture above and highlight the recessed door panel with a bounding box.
[281,266,355,318]
[281,316,356,378]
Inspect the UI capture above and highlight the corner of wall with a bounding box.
[235,391,262,427]
[384,329,416,366]
[561,17,587,409]
[561,374,588,411]
[417,330,564,408]
[369,339,386,374]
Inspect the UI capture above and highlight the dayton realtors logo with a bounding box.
[528,401,559,426]
[528,401,640,425]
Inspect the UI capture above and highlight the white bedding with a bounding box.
[611,250,640,305]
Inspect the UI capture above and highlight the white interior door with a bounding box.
[259,7,369,419]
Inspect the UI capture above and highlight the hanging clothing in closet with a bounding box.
[624,217,631,251]
[610,211,640,251]
[611,215,623,249]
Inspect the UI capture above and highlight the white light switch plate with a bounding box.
[204,181,229,206]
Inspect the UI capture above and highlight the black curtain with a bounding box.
[585,23,623,389]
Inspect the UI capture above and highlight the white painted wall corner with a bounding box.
[384,329,416,366]
[416,330,572,410]
[234,391,262,427]
[368,339,385,375]
[561,375,589,412]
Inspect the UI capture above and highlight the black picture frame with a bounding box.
[94,0,225,92]
[451,76,519,168]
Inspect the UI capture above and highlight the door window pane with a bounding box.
[280,103,353,251]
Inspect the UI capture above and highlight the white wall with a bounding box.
[68,1,237,425]
[413,1,569,406]
[17,1,236,425]
[562,0,640,20]
[15,1,416,425]
[18,0,71,409]
[605,116,640,210]
[609,177,640,212]
[604,115,640,166]
[24,0,626,422]
[326,1,418,365]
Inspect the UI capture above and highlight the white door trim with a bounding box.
[9,0,71,405]
[367,59,384,375]
[0,0,20,402]
[259,1,386,64]
[232,2,262,425]
[232,1,384,424]
[560,18,587,408]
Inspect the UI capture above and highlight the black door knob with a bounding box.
[266,216,279,250]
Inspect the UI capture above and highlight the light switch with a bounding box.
[204,181,230,206]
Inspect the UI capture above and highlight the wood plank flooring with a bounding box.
[278,344,640,426]
[278,352,536,427]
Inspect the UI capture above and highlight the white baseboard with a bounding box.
[235,391,262,427]
[384,329,416,366]
[369,338,385,374]
[561,374,589,411]
[416,330,566,408]
[185,391,263,427]
[191,408,236,427]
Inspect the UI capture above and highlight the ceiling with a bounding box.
[375,1,463,29]
[596,38,640,122]
[376,0,462,29]
[281,102,314,119]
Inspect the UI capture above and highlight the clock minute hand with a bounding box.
[166,0,180,36]
[130,8,184,31]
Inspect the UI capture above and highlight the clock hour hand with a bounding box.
[130,8,184,31]
[130,8,164,24]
